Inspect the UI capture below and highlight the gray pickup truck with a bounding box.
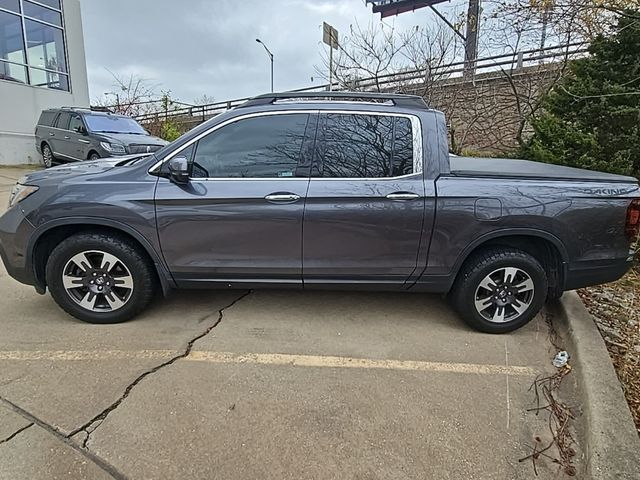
[1,92,639,333]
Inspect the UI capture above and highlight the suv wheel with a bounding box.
[88,152,100,161]
[46,233,156,324]
[42,144,55,168]
[449,248,548,333]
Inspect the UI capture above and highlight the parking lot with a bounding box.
[0,167,574,479]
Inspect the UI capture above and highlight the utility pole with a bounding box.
[463,0,480,79]
[256,38,274,92]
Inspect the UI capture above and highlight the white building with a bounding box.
[0,0,89,165]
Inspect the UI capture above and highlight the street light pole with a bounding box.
[255,38,274,93]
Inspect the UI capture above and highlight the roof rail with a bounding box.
[239,91,428,109]
[58,106,113,113]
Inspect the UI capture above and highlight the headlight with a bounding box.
[8,184,39,208]
[99,142,126,154]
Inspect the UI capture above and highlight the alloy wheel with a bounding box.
[43,146,53,168]
[62,250,134,312]
[473,267,535,323]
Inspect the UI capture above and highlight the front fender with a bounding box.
[27,217,176,295]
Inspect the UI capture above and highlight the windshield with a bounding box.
[84,115,148,135]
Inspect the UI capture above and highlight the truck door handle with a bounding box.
[265,193,301,202]
[386,192,420,201]
[64,136,71,140]
[49,132,55,136]
[78,139,90,144]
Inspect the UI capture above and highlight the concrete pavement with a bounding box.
[0,166,576,479]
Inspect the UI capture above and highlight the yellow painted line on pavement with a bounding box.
[186,351,537,376]
[0,350,535,376]
[0,350,176,361]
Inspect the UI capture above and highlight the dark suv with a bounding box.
[2,92,639,333]
[35,107,168,167]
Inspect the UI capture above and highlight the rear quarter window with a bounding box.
[38,111,57,127]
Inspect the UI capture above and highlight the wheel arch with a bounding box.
[29,218,175,295]
[451,229,568,296]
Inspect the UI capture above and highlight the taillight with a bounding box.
[626,199,640,241]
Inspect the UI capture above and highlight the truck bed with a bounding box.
[449,156,637,183]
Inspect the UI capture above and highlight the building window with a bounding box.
[0,0,69,91]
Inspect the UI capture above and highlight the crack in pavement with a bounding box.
[68,290,252,448]
[0,422,34,446]
[0,396,127,480]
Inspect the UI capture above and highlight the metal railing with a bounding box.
[132,42,587,124]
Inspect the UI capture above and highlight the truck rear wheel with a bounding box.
[450,248,548,333]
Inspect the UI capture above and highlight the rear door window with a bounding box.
[317,113,415,178]
[55,112,71,130]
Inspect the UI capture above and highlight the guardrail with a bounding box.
[132,42,587,124]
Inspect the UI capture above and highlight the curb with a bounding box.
[552,291,640,480]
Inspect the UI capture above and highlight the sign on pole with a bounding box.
[323,22,339,91]
[322,22,339,49]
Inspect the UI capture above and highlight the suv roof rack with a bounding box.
[239,91,428,109]
[57,106,114,113]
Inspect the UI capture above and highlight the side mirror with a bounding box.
[168,156,190,184]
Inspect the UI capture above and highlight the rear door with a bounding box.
[155,111,316,287]
[303,111,426,288]
[50,111,71,158]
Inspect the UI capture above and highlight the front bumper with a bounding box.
[0,206,37,287]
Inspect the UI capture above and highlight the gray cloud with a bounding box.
[79,0,440,104]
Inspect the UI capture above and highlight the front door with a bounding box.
[155,112,315,287]
[303,112,427,288]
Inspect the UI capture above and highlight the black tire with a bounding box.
[42,143,55,168]
[88,151,100,161]
[449,248,548,334]
[46,232,156,324]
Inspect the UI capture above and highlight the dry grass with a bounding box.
[578,265,640,435]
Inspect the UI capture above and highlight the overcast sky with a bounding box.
[79,0,467,105]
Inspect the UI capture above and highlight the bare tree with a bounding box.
[92,70,162,117]
[315,21,463,94]
[193,94,216,106]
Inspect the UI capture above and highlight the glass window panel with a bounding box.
[320,114,394,178]
[191,114,309,179]
[25,18,66,72]
[34,0,60,10]
[0,59,26,82]
[55,111,70,129]
[392,117,414,177]
[0,0,20,13]
[23,1,61,26]
[29,67,68,91]
[0,10,25,63]
[69,114,84,132]
[37,110,57,126]
[84,115,147,134]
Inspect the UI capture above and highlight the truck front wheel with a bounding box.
[450,248,548,333]
[45,232,157,324]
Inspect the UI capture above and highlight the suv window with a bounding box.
[55,112,71,130]
[318,113,414,178]
[69,114,84,133]
[190,114,309,179]
[38,111,57,127]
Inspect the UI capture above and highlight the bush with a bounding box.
[521,10,640,178]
